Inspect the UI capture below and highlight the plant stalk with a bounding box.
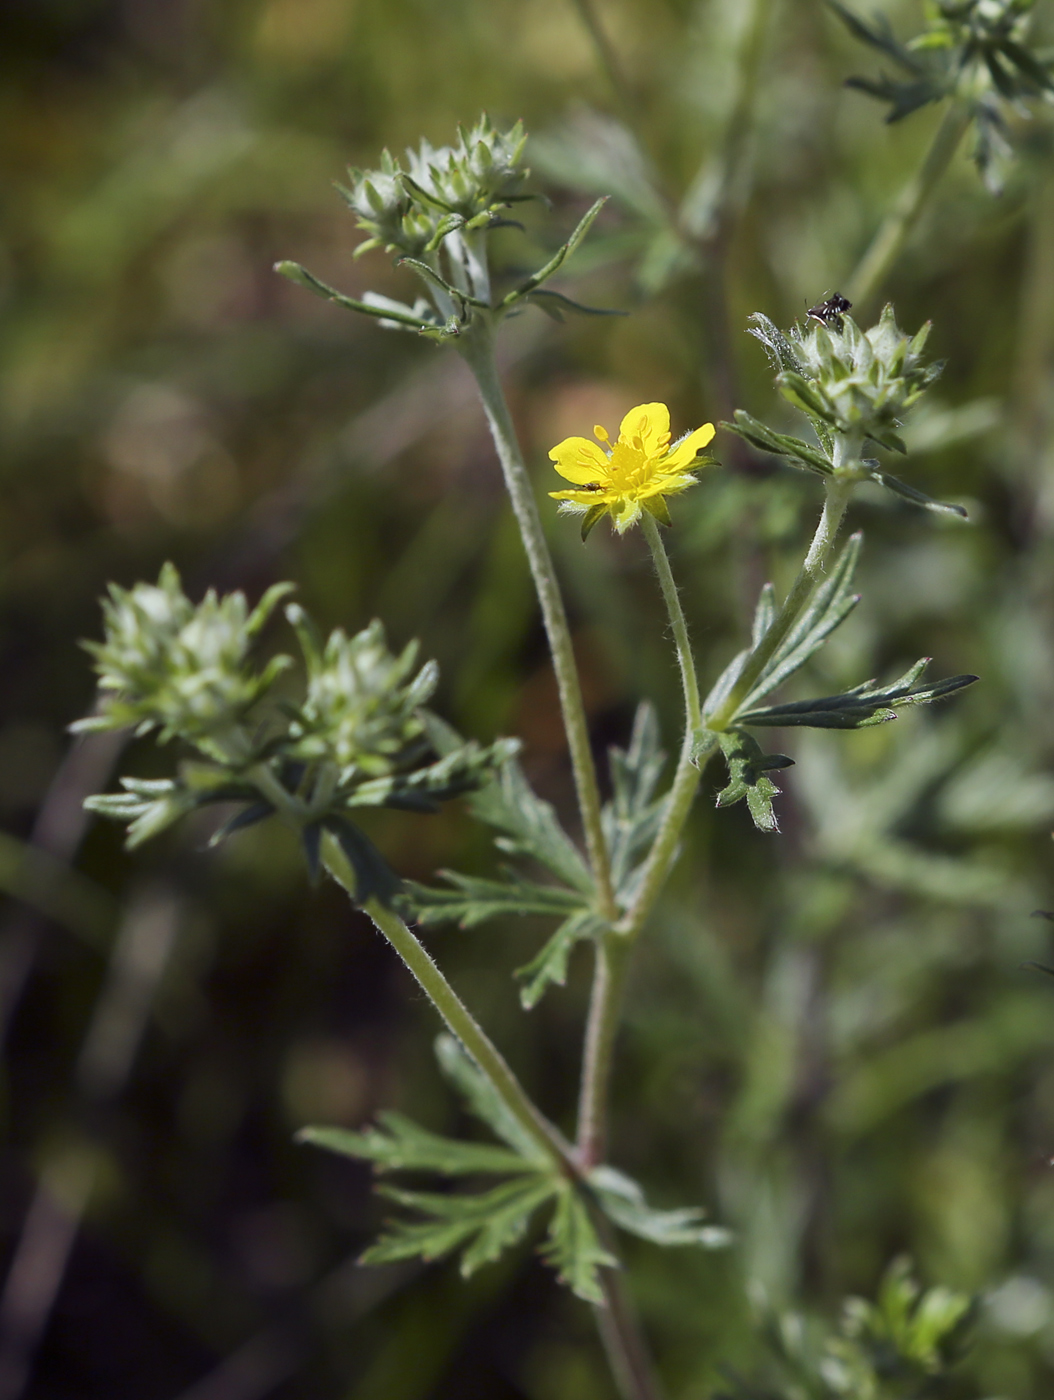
[576,517,707,1165]
[459,324,618,921]
[595,1252,665,1400]
[844,103,970,310]
[576,932,632,1168]
[319,837,574,1172]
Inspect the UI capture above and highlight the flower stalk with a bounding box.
[459,321,618,922]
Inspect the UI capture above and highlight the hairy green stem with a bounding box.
[595,1249,665,1400]
[844,103,970,310]
[642,515,702,730]
[616,731,715,944]
[616,477,852,942]
[321,837,573,1171]
[576,933,633,1168]
[459,324,617,921]
[576,518,708,1165]
[706,475,854,731]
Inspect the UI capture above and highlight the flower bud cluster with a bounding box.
[758,306,942,455]
[285,610,438,780]
[75,563,293,745]
[750,305,946,453]
[922,0,1035,55]
[342,116,528,261]
[80,568,514,885]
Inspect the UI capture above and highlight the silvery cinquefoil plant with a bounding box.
[832,0,1054,187]
[77,565,514,899]
[81,116,980,1400]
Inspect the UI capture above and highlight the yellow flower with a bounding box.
[548,403,716,538]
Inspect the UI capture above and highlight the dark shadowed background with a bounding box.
[2,0,1054,1395]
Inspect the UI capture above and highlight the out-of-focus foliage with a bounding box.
[2,1,1054,1398]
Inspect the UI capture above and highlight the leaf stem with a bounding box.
[459,323,618,921]
[844,103,970,310]
[322,835,574,1173]
[706,475,854,731]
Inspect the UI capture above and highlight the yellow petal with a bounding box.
[618,403,671,456]
[662,422,716,470]
[548,436,610,484]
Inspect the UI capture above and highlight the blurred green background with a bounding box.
[2,0,1054,1395]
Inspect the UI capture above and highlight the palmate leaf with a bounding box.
[603,702,669,898]
[541,1185,617,1305]
[297,1111,534,1177]
[421,712,593,895]
[469,760,594,893]
[715,730,794,834]
[362,1177,558,1276]
[515,910,607,1010]
[406,870,587,928]
[740,659,978,730]
[434,1034,554,1163]
[589,1167,731,1249]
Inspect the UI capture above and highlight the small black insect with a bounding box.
[807,291,852,331]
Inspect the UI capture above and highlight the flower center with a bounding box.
[608,436,651,490]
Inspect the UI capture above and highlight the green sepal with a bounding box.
[515,910,606,1010]
[423,213,467,252]
[296,1111,535,1176]
[739,660,978,730]
[641,494,672,526]
[274,261,434,330]
[85,778,199,849]
[396,171,458,214]
[715,730,794,834]
[580,503,607,541]
[776,370,839,427]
